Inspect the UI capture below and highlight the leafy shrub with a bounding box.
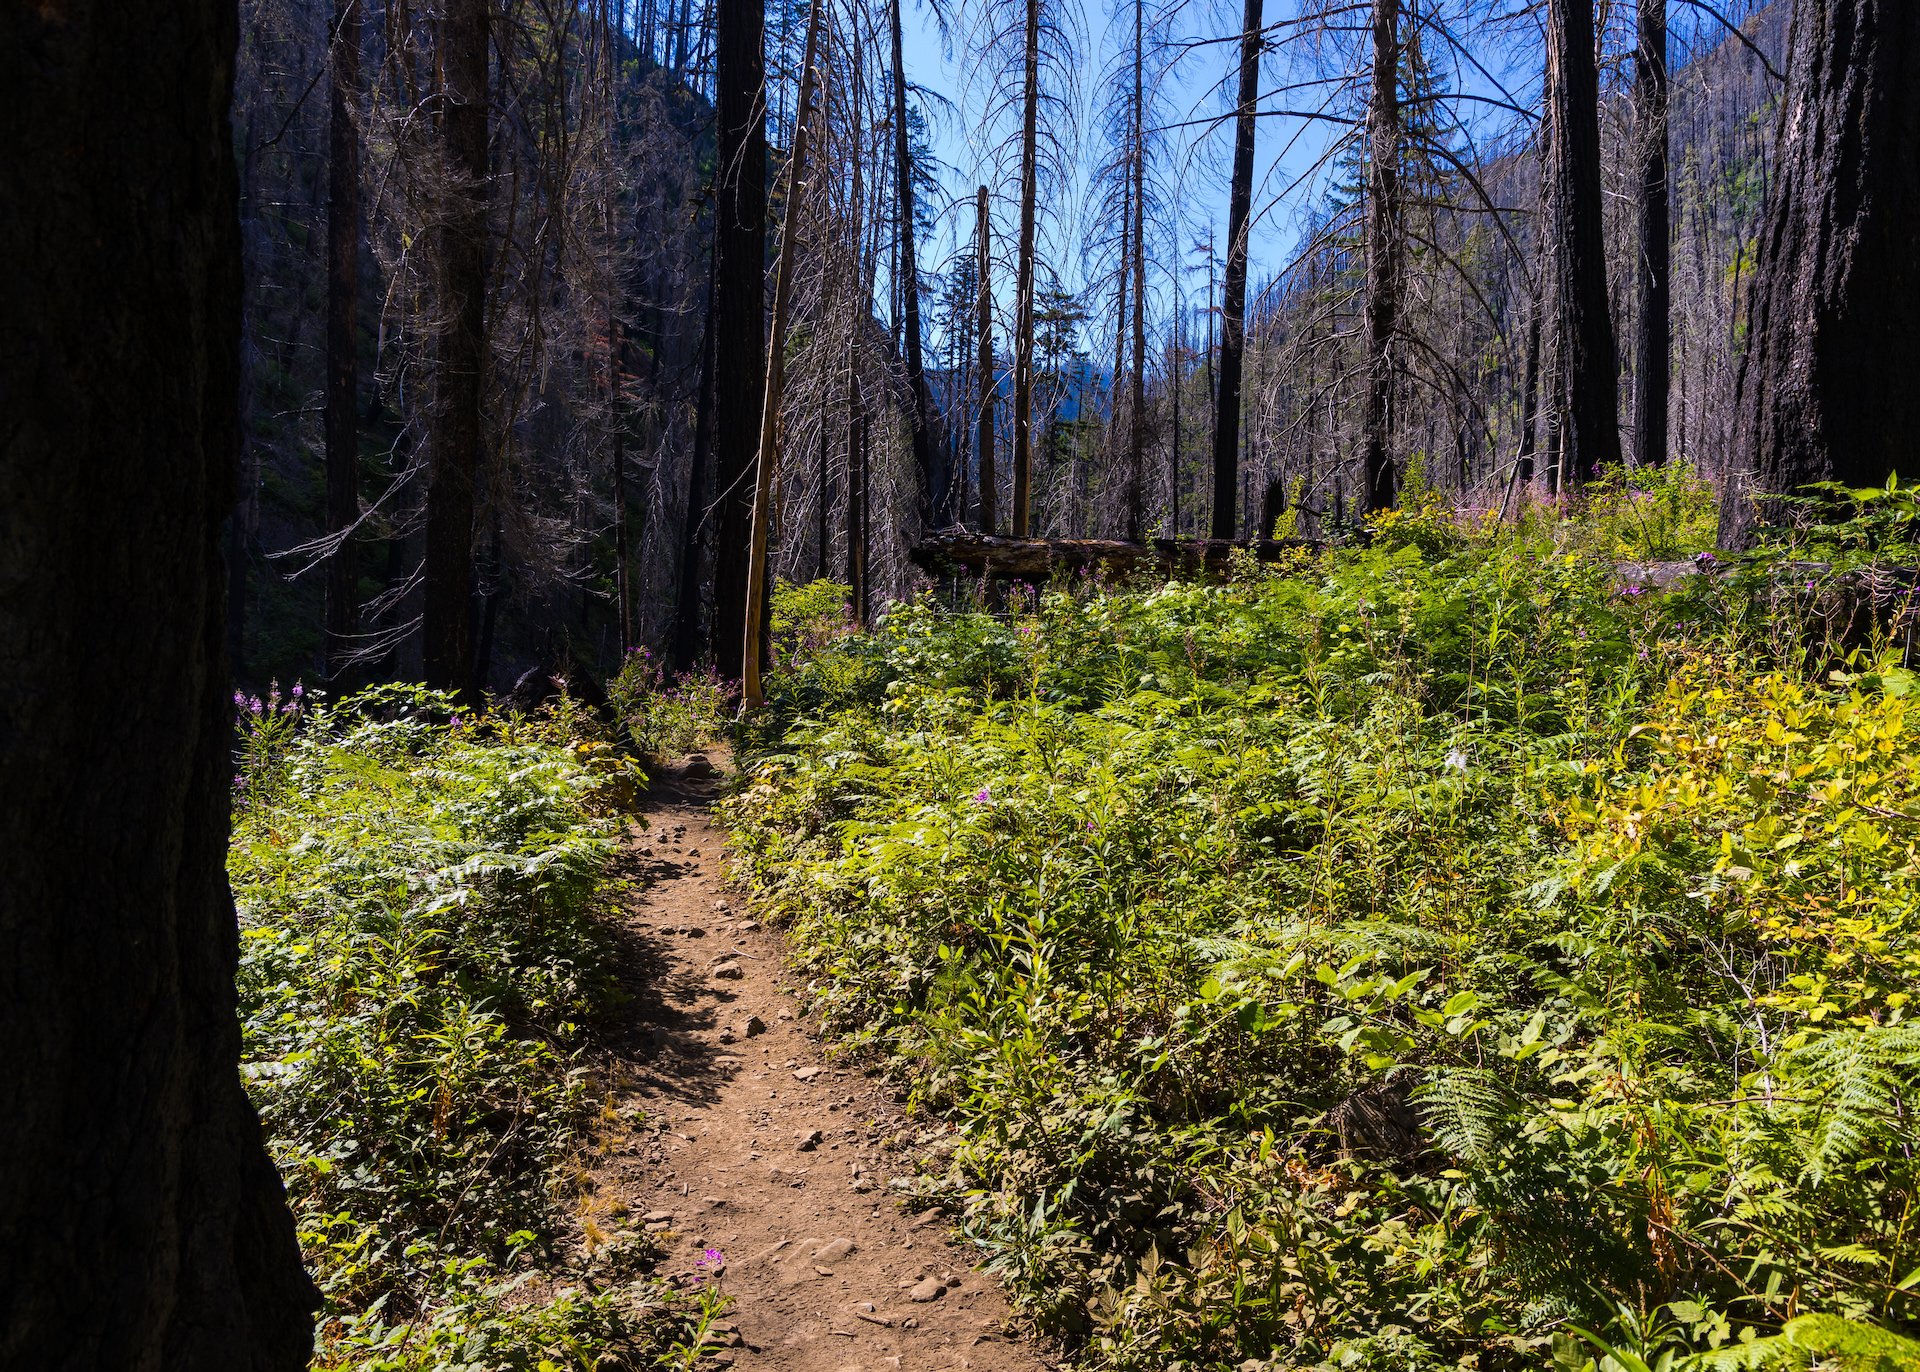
[608,648,738,757]
[724,514,1917,1370]
[231,685,719,1369]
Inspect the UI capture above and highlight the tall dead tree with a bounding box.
[325,0,362,681]
[423,0,489,695]
[741,0,823,710]
[1361,0,1401,510]
[2,0,319,1359]
[1720,0,1920,545]
[976,185,998,533]
[1126,0,1147,540]
[1011,0,1042,535]
[709,0,768,680]
[890,0,939,526]
[1210,0,1262,539]
[1544,0,1622,480]
[1633,0,1669,470]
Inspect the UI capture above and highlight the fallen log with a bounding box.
[910,531,1319,580]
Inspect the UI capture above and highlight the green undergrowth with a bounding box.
[723,498,1920,1372]
[230,684,726,1370]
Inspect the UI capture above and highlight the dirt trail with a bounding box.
[584,766,1055,1372]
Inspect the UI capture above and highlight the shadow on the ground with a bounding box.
[592,770,739,1113]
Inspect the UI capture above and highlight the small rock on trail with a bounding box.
[578,764,1054,1372]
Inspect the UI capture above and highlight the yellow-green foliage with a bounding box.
[724,507,1918,1371]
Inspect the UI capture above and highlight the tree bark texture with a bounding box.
[1127,0,1148,541]
[1545,0,1623,481]
[1362,0,1401,510]
[1633,0,1670,470]
[1010,0,1041,536]
[326,0,362,682]
[423,0,489,695]
[1721,0,1920,546]
[890,0,940,527]
[975,185,998,534]
[709,0,767,679]
[1211,0,1262,540]
[0,0,321,1363]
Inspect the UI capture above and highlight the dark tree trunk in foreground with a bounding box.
[423,0,488,695]
[1362,0,1401,510]
[1010,0,1040,536]
[1546,0,1622,480]
[1721,0,1920,546]
[326,0,363,681]
[1632,0,1669,470]
[709,0,767,679]
[890,0,939,526]
[1211,0,1261,540]
[0,0,320,1363]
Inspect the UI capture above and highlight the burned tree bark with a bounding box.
[1010,0,1041,536]
[423,0,489,696]
[1211,0,1262,540]
[325,0,362,682]
[976,185,998,534]
[1721,0,1920,546]
[1,0,320,1361]
[709,0,768,679]
[1545,0,1622,480]
[1361,0,1401,510]
[890,0,939,526]
[1632,0,1669,470]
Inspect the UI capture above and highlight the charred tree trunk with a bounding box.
[1545,0,1622,481]
[325,0,362,683]
[976,185,998,534]
[1633,0,1669,470]
[1362,0,1401,510]
[1011,0,1041,536]
[1211,0,1261,540]
[1721,0,1920,546]
[423,0,488,697]
[890,0,938,526]
[1,0,320,1360]
[709,0,767,681]
[740,0,821,709]
[1126,0,1147,541]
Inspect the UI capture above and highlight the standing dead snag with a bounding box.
[742,0,825,711]
[1544,0,1622,481]
[1721,0,1920,547]
[1211,0,1261,541]
[1633,0,1670,472]
[1362,0,1402,512]
[325,0,363,684]
[976,185,998,534]
[423,0,490,697]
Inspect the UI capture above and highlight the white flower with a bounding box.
[1442,747,1470,773]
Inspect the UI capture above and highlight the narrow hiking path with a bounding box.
[582,763,1056,1372]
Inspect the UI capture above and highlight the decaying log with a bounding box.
[911,531,1319,580]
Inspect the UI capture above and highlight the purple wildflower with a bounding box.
[1619,584,1646,598]
[974,786,991,804]
[233,690,247,710]
[291,682,303,699]
[696,1247,725,1270]
[249,695,264,716]
[1694,551,1718,568]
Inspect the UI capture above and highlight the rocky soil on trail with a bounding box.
[576,765,1056,1372]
